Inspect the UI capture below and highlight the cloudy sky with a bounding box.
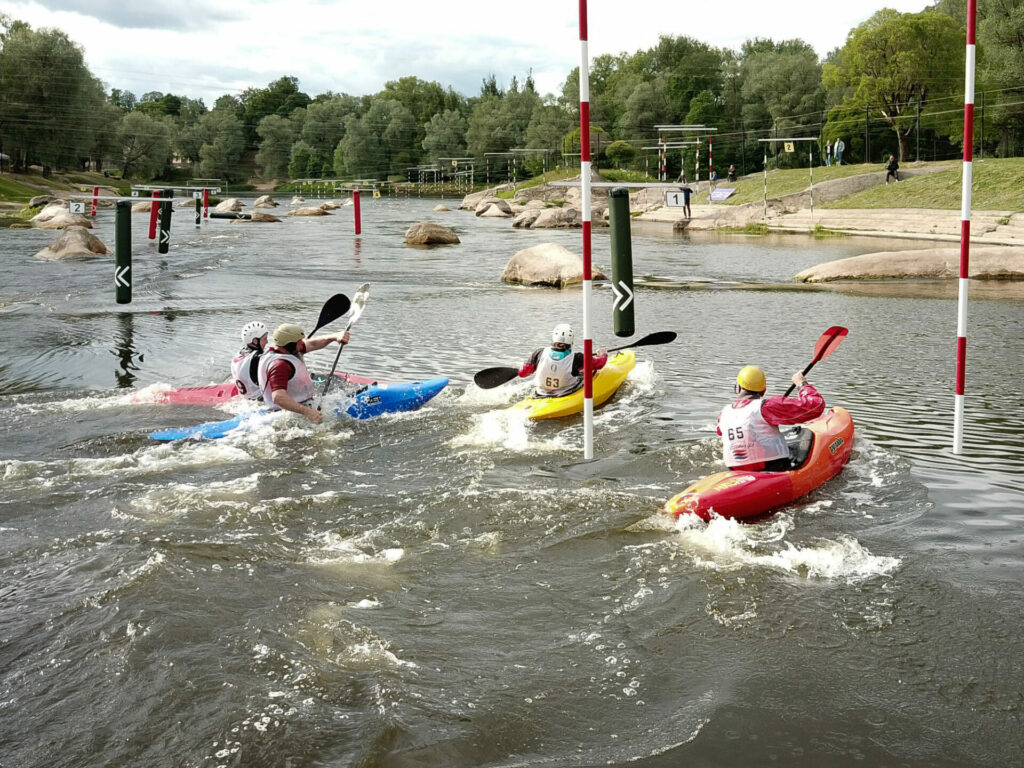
[3,0,934,104]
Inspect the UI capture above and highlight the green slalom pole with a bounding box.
[157,188,173,255]
[608,187,635,337]
[115,200,132,304]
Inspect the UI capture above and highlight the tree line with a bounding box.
[1,3,1022,185]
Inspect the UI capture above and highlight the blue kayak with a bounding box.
[149,377,449,441]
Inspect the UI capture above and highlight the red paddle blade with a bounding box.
[814,326,848,361]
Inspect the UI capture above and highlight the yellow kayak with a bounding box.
[510,351,636,420]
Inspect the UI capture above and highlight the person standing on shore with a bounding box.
[834,138,845,165]
[825,140,833,167]
[885,155,900,184]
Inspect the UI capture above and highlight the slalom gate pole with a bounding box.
[157,188,173,255]
[147,189,161,240]
[91,186,99,217]
[354,190,361,235]
[579,0,594,460]
[609,187,635,338]
[954,0,977,454]
[115,200,132,304]
[203,188,210,220]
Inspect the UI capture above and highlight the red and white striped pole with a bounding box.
[708,137,713,184]
[202,188,210,220]
[954,0,977,454]
[579,0,594,459]
[91,186,99,217]
[353,189,362,235]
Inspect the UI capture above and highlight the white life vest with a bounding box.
[534,347,579,396]
[230,349,263,399]
[719,398,790,468]
[257,348,315,408]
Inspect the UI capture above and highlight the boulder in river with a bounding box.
[404,221,460,245]
[34,226,108,260]
[31,203,91,229]
[501,242,606,287]
[795,246,1024,282]
[288,206,330,217]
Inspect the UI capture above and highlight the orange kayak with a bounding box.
[665,407,855,521]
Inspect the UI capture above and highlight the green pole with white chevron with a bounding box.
[608,186,635,337]
[115,200,132,304]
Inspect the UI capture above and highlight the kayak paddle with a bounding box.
[317,282,370,409]
[473,330,677,390]
[310,292,353,337]
[783,326,848,397]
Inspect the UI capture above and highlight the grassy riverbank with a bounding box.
[826,157,1024,211]
[687,157,1024,212]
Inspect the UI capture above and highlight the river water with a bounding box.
[2,195,1022,767]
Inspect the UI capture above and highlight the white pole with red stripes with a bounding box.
[579,0,594,459]
[954,0,977,454]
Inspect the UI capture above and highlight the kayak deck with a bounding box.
[510,350,636,420]
[665,407,855,521]
[149,377,448,440]
[136,371,382,406]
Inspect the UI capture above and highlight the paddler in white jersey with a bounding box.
[717,365,825,471]
[231,321,269,399]
[516,323,608,397]
[257,322,350,424]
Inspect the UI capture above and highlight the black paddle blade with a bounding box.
[474,366,519,389]
[310,293,351,337]
[609,330,678,353]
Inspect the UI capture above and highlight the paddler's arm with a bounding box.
[271,390,323,424]
[303,331,350,353]
[517,348,542,378]
[571,350,608,377]
[761,376,824,426]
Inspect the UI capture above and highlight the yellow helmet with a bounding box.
[736,365,766,393]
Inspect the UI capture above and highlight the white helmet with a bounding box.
[240,321,268,346]
[552,323,574,346]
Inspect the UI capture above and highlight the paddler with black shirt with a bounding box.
[516,323,608,397]
[257,322,350,423]
[231,321,269,399]
[717,365,825,471]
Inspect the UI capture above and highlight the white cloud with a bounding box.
[2,0,935,104]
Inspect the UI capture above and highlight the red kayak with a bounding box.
[665,407,855,521]
[134,371,383,406]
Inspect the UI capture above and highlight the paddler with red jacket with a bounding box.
[257,323,350,424]
[717,365,825,471]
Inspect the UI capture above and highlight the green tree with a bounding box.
[198,108,244,181]
[240,76,310,148]
[301,95,360,176]
[422,109,467,161]
[604,140,637,168]
[288,140,312,179]
[255,114,295,179]
[115,111,172,178]
[0,20,102,172]
[823,9,964,161]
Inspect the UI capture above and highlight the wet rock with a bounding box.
[34,226,107,259]
[405,221,460,245]
[501,242,606,287]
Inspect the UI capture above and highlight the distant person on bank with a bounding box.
[834,138,845,165]
[885,155,900,184]
[825,139,833,167]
